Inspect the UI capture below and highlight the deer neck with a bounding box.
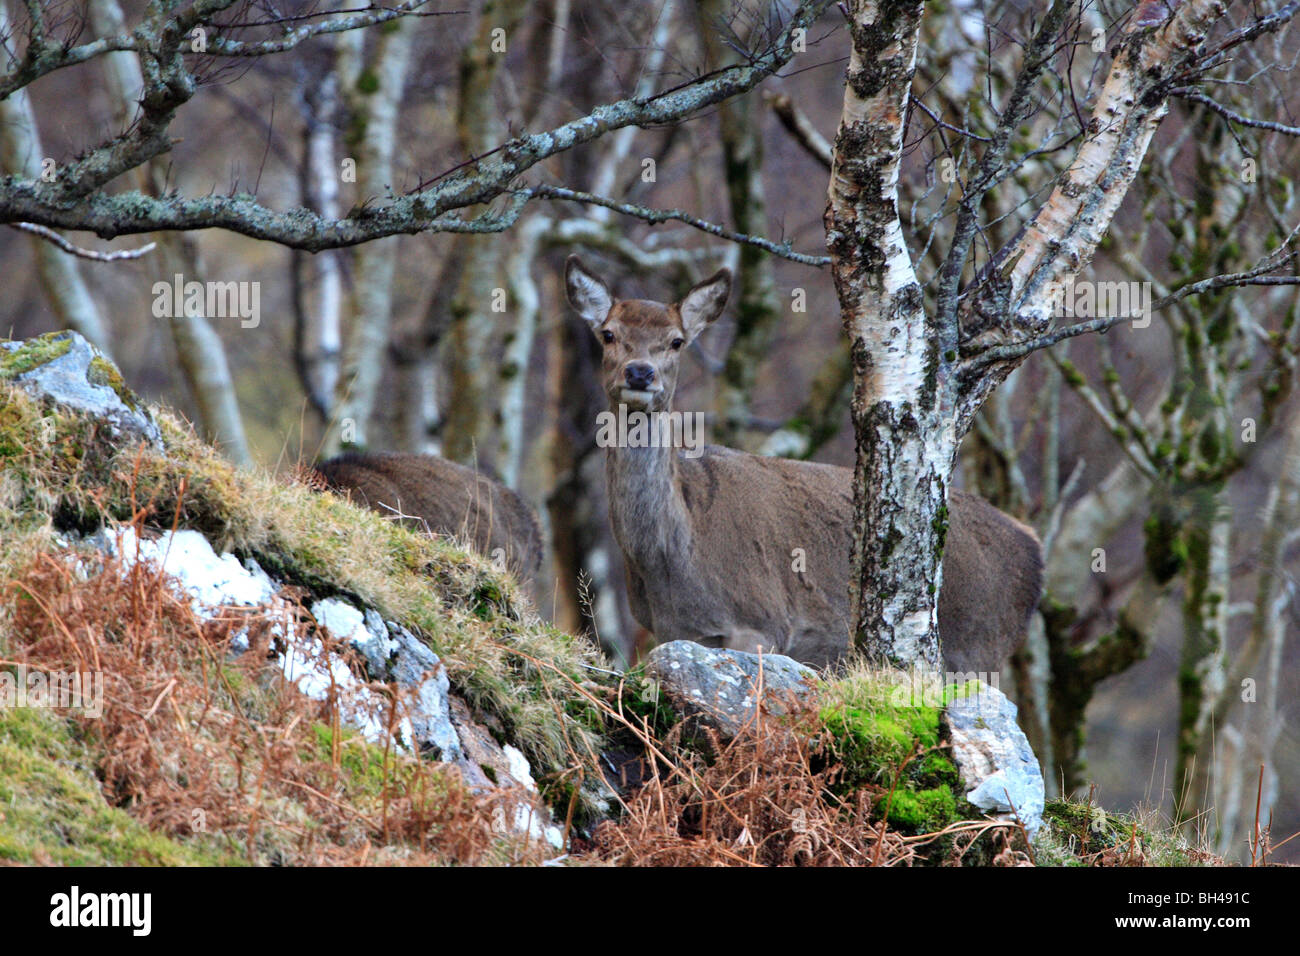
[604,408,691,557]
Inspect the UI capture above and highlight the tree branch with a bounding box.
[0,0,835,251]
[1172,88,1300,137]
[6,222,156,260]
[526,184,830,265]
[765,91,832,169]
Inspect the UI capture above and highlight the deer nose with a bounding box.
[624,363,656,390]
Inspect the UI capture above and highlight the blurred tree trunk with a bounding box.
[758,344,852,459]
[153,231,253,465]
[293,64,345,430]
[1214,404,1300,854]
[546,306,634,660]
[700,0,781,450]
[540,0,681,659]
[442,0,528,467]
[496,2,573,486]
[326,15,416,453]
[89,0,250,464]
[0,6,108,352]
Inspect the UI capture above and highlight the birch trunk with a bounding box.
[442,1,527,466]
[827,0,949,667]
[0,6,109,351]
[328,17,416,452]
[89,0,250,464]
[701,0,781,450]
[295,69,344,422]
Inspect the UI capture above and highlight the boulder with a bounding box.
[943,682,1045,836]
[642,640,817,740]
[640,642,1045,837]
[1,331,161,450]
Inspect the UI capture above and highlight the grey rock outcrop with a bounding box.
[1,331,162,449]
[87,526,565,846]
[642,640,817,740]
[943,682,1045,836]
[639,642,1044,837]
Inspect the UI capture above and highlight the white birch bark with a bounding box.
[328,17,416,451]
[87,0,250,464]
[0,6,109,351]
[827,0,948,666]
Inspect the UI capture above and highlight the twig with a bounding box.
[526,184,830,266]
[7,222,157,260]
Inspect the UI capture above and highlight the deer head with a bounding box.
[565,255,731,413]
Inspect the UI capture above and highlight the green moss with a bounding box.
[616,666,679,742]
[931,504,949,556]
[878,525,904,567]
[811,671,1004,858]
[1036,798,1211,866]
[0,707,240,865]
[305,724,400,796]
[0,331,72,380]
[1058,359,1086,388]
[1144,508,1187,584]
[1197,421,1223,465]
[885,785,957,830]
[355,69,380,95]
[88,355,140,411]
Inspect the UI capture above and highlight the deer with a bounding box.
[313,452,543,583]
[564,255,1043,673]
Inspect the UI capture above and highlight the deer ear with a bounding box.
[679,269,731,341]
[565,255,613,330]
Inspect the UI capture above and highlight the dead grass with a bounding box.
[591,708,912,866]
[2,525,556,866]
[0,386,605,813]
[554,663,1030,867]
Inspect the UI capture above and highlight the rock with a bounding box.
[1,331,161,450]
[101,527,277,610]
[87,521,566,847]
[447,697,565,849]
[338,604,462,762]
[943,682,1045,836]
[642,640,817,740]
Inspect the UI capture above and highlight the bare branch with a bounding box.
[6,222,156,261]
[207,1,458,56]
[765,91,832,169]
[964,313,1132,370]
[0,0,835,251]
[934,0,1077,334]
[1173,88,1300,136]
[526,184,830,265]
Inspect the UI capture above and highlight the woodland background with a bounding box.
[1,0,1297,862]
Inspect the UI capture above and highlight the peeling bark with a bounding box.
[827,0,948,666]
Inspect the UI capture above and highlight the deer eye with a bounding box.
[601,329,615,344]
[670,337,685,351]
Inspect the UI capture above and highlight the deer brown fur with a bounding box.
[565,255,1043,672]
[314,452,543,582]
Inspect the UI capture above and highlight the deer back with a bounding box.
[617,444,1041,672]
[314,452,543,581]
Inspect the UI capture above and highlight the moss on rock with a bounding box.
[0,332,73,380]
